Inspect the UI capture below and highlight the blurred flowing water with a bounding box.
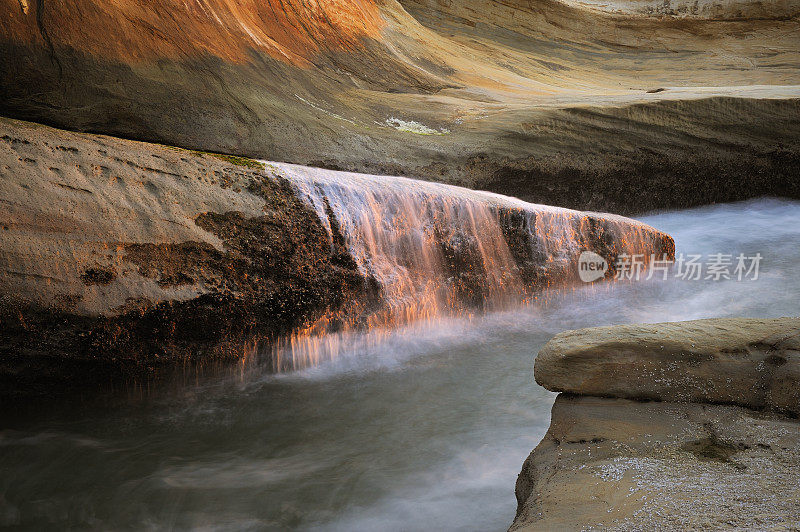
[266,162,670,370]
[1,198,798,531]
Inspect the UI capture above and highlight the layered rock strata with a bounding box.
[2,0,799,213]
[513,317,800,530]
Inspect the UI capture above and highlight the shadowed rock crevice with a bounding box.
[479,145,800,215]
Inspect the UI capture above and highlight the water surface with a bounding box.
[1,198,798,530]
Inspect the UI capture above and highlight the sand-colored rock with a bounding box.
[535,317,800,415]
[0,117,368,396]
[0,117,672,396]
[0,117,362,317]
[515,317,800,529]
[1,0,799,213]
[511,394,800,531]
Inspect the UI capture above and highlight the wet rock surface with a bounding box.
[0,118,670,397]
[0,117,368,397]
[513,317,800,530]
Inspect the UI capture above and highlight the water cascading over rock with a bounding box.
[266,162,674,369]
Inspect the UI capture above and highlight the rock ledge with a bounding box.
[513,317,800,531]
[535,317,800,415]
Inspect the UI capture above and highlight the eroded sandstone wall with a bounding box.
[1,0,799,213]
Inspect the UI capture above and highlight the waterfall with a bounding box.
[262,162,673,370]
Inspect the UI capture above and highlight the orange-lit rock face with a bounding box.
[0,0,385,65]
[265,163,675,371]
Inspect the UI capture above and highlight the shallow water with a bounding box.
[1,198,799,531]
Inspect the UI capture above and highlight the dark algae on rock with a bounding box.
[0,118,371,397]
[0,118,673,397]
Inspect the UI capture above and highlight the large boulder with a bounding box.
[0,117,672,397]
[535,317,800,415]
[0,117,368,396]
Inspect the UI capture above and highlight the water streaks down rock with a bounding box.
[269,162,673,369]
[0,118,672,395]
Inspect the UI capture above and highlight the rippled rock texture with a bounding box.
[2,0,799,213]
[514,317,800,530]
[0,118,368,396]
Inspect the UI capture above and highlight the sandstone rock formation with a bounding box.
[2,0,799,213]
[512,395,800,530]
[0,117,672,397]
[0,117,370,397]
[513,317,800,530]
[536,317,800,415]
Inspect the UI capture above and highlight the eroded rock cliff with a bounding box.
[2,0,799,213]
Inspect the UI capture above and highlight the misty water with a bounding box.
[1,198,799,530]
